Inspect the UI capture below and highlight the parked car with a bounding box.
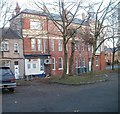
[0,67,16,92]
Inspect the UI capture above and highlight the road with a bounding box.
[2,73,118,112]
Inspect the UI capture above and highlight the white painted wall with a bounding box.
[25,59,44,76]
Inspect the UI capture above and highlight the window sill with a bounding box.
[52,69,56,70]
[58,68,63,70]
[14,52,19,54]
[1,50,9,52]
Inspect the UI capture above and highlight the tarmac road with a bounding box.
[2,73,118,112]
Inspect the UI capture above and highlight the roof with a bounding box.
[21,9,46,16]
[24,54,51,58]
[10,9,89,25]
[1,28,22,39]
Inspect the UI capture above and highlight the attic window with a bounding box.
[30,19,42,30]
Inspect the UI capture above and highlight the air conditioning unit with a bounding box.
[44,59,52,64]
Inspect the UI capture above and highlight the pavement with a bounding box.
[1,72,119,112]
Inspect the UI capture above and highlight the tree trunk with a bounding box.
[61,41,67,79]
[91,44,96,72]
[69,38,75,75]
[112,48,115,70]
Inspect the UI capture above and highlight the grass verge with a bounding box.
[16,69,119,86]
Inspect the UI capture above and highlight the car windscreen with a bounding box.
[0,68,13,77]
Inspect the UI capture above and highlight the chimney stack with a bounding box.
[15,2,21,15]
[82,13,86,20]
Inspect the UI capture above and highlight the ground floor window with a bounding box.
[14,61,18,65]
[52,57,55,70]
[33,63,36,69]
[58,57,63,70]
[96,56,99,66]
[27,64,31,69]
[2,60,10,67]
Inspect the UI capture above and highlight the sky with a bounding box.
[14,0,109,10]
[1,0,119,47]
[14,0,119,47]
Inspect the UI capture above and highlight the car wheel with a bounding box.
[8,88,15,92]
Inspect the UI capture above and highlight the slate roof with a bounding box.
[1,28,22,39]
[11,8,89,25]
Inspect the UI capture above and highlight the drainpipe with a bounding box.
[20,13,25,78]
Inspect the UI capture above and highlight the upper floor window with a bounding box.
[38,39,42,51]
[0,41,9,51]
[58,39,62,51]
[43,39,47,53]
[51,39,54,51]
[58,57,63,69]
[14,43,19,53]
[88,45,91,51]
[30,19,42,30]
[31,39,36,51]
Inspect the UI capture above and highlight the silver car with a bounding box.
[0,67,16,92]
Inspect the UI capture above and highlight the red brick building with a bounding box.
[9,3,106,77]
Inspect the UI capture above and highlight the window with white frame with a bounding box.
[14,43,19,53]
[30,19,42,30]
[38,39,42,51]
[33,63,36,69]
[27,64,31,69]
[1,41,9,51]
[58,57,63,69]
[31,39,36,51]
[83,58,85,67]
[43,39,47,53]
[52,57,55,70]
[96,56,99,66]
[58,39,62,51]
[88,45,91,51]
[51,39,54,51]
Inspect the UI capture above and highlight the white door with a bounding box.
[14,61,20,79]
[89,61,91,71]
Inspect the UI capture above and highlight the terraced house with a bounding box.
[0,28,24,79]
[8,3,106,77]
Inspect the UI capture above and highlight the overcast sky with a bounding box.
[14,0,111,10]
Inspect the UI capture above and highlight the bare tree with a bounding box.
[33,0,90,78]
[0,0,14,28]
[86,0,119,71]
[0,0,14,66]
[105,2,120,70]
